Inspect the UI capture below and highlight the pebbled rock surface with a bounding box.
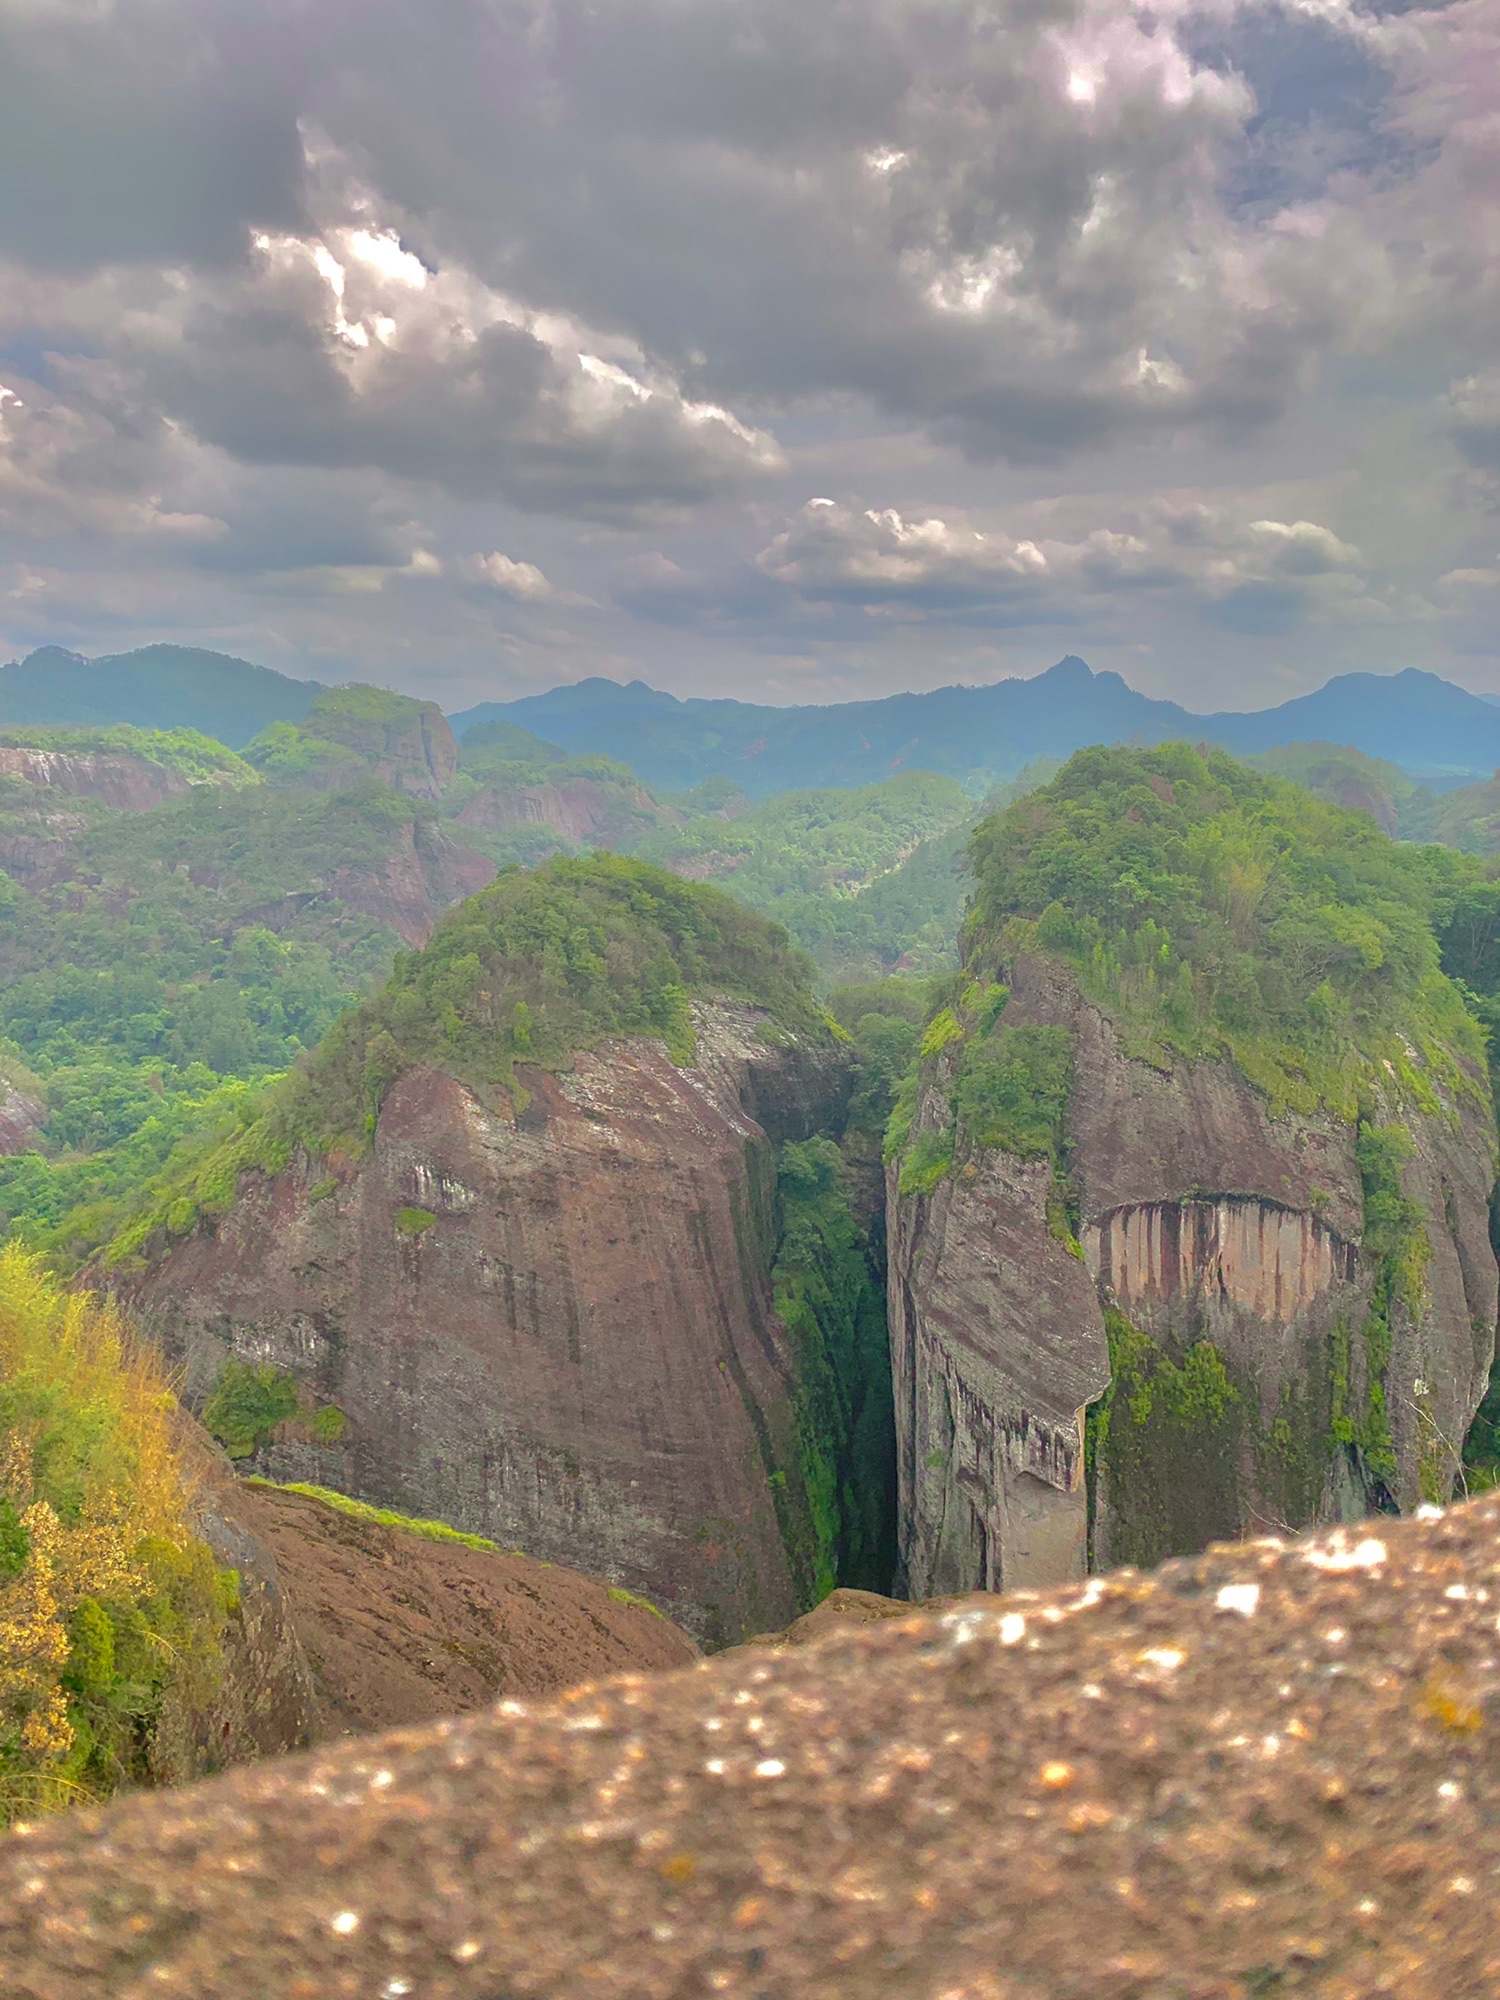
[126,1004,849,1645]
[236,1480,698,1736]
[890,951,1499,1598]
[7,1493,1500,1997]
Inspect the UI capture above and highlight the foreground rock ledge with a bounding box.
[9,1502,1500,1999]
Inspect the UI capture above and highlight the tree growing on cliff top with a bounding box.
[73,854,834,1269]
[965,742,1487,1120]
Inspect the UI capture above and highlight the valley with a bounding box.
[4,653,1500,1819]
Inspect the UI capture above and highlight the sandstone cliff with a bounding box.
[455,771,679,852]
[0,746,194,815]
[250,687,458,799]
[0,1064,46,1156]
[7,1491,1500,1998]
[888,747,1500,1598]
[317,816,495,946]
[101,854,863,1643]
[125,1000,845,1646]
[125,1009,845,1644]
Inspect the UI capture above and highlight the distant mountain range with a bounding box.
[0,646,322,747]
[8,644,1500,793]
[453,657,1500,796]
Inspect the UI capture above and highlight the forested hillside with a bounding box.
[5,687,1500,1526]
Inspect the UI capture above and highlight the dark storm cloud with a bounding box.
[0,1,304,269]
[0,0,1497,702]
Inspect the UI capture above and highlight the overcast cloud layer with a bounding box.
[1,0,1498,711]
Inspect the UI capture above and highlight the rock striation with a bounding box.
[8,1492,1500,1998]
[126,1002,848,1645]
[0,745,193,814]
[889,950,1498,1598]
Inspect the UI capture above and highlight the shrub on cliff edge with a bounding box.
[964,742,1485,1120]
[274,851,830,1155]
[0,1249,225,1819]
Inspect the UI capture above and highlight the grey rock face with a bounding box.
[890,952,1499,1596]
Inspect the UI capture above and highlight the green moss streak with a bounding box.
[244,1478,505,1550]
[1087,1305,1244,1571]
[771,1138,897,1607]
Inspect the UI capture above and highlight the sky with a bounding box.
[1,0,1498,715]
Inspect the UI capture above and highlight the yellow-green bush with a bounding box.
[0,1248,225,1819]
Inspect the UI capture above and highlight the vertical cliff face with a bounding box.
[889,949,1499,1598]
[888,745,1500,1598]
[887,1133,1106,1596]
[125,1004,848,1646]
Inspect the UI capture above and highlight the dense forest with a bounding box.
[8,679,1500,1811]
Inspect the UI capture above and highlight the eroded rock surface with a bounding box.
[890,952,1498,1597]
[7,1494,1500,1998]
[127,1004,848,1644]
[0,746,194,814]
[234,1481,698,1734]
[320,817,495,946]
[456,773,680,850]
[0,1072,46,1155]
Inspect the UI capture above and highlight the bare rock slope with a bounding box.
[236,1479,698,1736]
[8,1491,1500,1998]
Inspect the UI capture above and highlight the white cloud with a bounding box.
[460,552,554,599]
[752,496,1381,635]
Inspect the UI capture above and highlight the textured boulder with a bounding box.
[234,1480,698,1734]
[8,1493,1500,1998]
[126,1003,848,1645]
[889,950,1498,1598]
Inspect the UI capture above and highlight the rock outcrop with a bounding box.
[266,688,459,799]
[455,772,679,851]
[125,1003,848,1645]
[8,1492,1500,1998]
[889,951,1498,1598]
[319,817,495,946]
[0,746,193,814]
[0,1069,46,1155]
[234,1480,698,1734]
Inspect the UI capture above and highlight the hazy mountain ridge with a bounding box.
[14,642,1500,794]
[458,657,1500,794]
[0,646,323,747]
